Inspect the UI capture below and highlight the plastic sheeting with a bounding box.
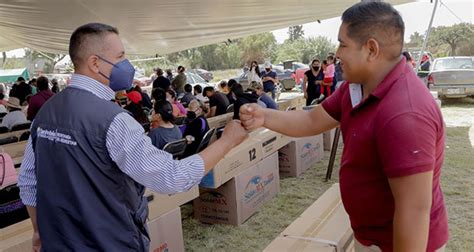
[0,0,413,55]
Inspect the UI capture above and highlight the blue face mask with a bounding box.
[97,55,135,91]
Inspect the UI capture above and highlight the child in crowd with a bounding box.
[322,56,335,97]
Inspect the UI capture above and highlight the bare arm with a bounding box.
[389,171,432,252]
[26,206,41,251]
[240,103,338,137]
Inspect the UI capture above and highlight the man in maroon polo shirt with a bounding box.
[239,2,448,251]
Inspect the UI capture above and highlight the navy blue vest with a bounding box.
[31,87,149,251]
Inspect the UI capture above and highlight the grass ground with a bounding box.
[211,69,241,83]
[180,98,474,251]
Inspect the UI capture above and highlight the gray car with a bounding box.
[428,56,474,98]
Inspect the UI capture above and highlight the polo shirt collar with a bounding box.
[371,57,407,100]
[69,74,115,101]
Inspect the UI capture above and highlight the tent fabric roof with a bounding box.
[0,0,412,55]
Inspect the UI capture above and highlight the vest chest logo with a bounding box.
[37,127,78,146]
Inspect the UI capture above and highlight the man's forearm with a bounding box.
[262,107,334,137]
[26,206,38,232]
[199,136,238,173]
[393,207,430,251]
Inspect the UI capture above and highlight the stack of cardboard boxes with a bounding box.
[279,134,324,178]
[0,188,199,252]
[263,184,354,252]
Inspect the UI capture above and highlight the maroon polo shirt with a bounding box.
[322,58,448,251]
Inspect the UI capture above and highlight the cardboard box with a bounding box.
[207,112,233,130]
[263,184,353,252]
[147,207,184,252]
[0,141,26,159]
[200,138,263,189]
[0,209,185,252]
[251,128,291,158]
[323,129,336,151]
[145,185,199,220]
[194,152,280,225]
[278,134,324,177]
[0,220,33,252]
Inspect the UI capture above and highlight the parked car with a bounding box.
[189,68,213,82]
[428,56,474,98]
[277,61,309,86]
[231,64,296,91]
[184,72,214,89]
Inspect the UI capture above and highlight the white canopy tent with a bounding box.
[0,0,413,55]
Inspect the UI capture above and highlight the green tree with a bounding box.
[23,49,67,73]
[274,36,336,64]
[429,23,472,56]
[239,32,277,65]
[406,31,424,48]
[288,25,305,41]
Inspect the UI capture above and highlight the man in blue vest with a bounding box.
[18,23,248,251]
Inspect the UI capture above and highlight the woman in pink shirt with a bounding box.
[322,55,335,96]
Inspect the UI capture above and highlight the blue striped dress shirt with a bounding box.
[18,74,204,207]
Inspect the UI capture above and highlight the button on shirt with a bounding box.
[18,74,205,207]
[321,58,448,251]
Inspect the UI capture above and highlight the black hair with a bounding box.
[311,59,321,65]
[184,84,192,93]
[17,77,25,82]
[166,89,177,101]
[194,84,203,94]
[327,55,335,61]
[154,100,175,123]
[219,80,228,89]
[69,23,119,68]
[402,51,412,61]
[152,87,166,102]
[323,60,328,65]
[133,85,143,93]
[29,78,37,85]
[231,83,244,97]
[36,76,49,91]
[251,61,261,78]
[157,68,164,76]
[341,1,404,55]
[203,86,215,96]
[177,66,185,72]
[125,102,148,125]
[0,93,4,100]
[227,79,238,89]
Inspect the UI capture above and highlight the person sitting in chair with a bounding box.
[148,100,182,149]
[182,100,210,158]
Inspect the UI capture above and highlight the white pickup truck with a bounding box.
[428,56,474,98]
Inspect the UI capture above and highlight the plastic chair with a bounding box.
[162,138,187,160]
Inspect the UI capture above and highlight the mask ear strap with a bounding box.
[98,71,110,80]
[96,55,113,80]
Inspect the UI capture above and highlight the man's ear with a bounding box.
[365,38,381,62]
[86,54,101,74]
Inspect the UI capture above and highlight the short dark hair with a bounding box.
[184,84,192,93]
[227,79,238,89]
[156,68,164,76]
[177,66,185,72]
[17,77,25,82]
[69,23,119,68]
[342,2,404,57]
[194,84,203,94]
[402,51,412,61]
[37,76,49,91]
[154,100,175,123]
[231,83,244,97]
[203,86,215,96]
[152,87,166,101]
